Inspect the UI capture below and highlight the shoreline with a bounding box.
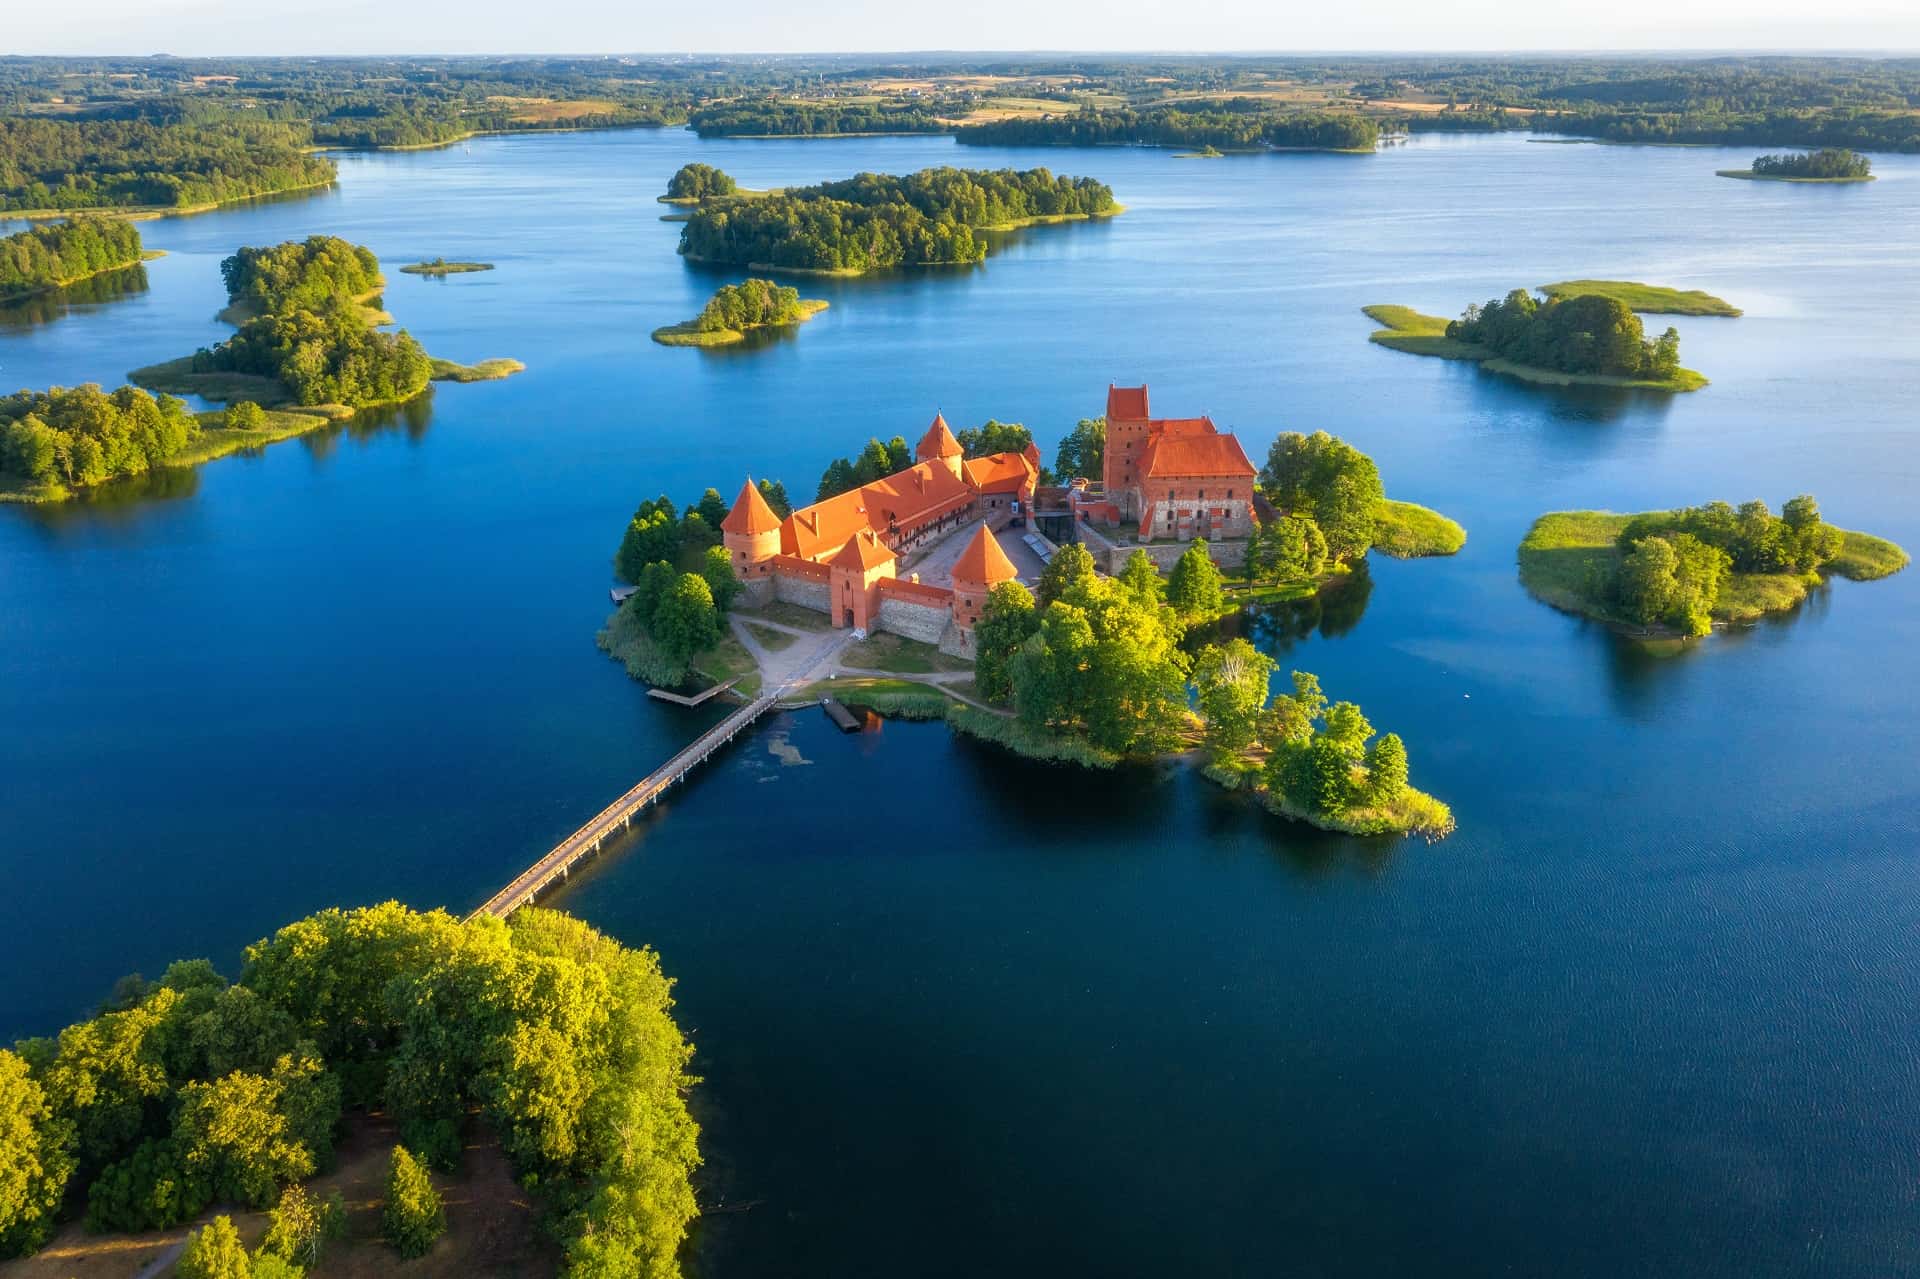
[652,298,830,347]
[1363,304,1708,392]
[0,249,163,305]
[0,179,337,225]
[1716,169,1875,183]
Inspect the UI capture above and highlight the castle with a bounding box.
[722,413,1037,655]
[721,385,1261,651]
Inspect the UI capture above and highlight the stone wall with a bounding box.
[773,573,830,613]
[875,596,951,645]
[1096,537,1247,573]
[937,619,972,659]
[737,576,774,608]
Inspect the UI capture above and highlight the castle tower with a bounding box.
[1102,383,1152,521]
[949,523,1019,638]
[721,478,783,603]
[828,529,896,631]
[916,412,964,481]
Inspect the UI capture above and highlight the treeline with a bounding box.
[689,102,948,138]
[0,903,701,1276]
[0,217,143,300]
[811,421,1034,501]
[309,98,682,149]
[0,384,198,490]
[221,236,382,316]
[0,118,335,212]
[679,166,1116,274]
[694,279,804,333]
[957,107,1379,151]
[1447,289,1682,381]
[1559,108,1918,153]
[1256,431,1384,572]
[1608,497,1846,634]
[666,162,736,200]
[1752,147,1872,178]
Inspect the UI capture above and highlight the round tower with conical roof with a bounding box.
[721,478,784,604]
[949,523,1020,652]
[916,412,964,481]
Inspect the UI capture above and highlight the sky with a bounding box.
[8,0,1919,55]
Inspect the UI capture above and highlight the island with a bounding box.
[0,902,698,1276]
[1365,288,1708,391]
[652,278,828,347]
[955,108,1380,153]
[677,166,1121,276]
[1537,280,1741,316]
[598,387,1458,840]
[0,217,159,304]
[397,258,495,275]
[1718,148,1875,183]
[1518,497,1907,637]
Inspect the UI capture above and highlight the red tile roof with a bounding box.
[876,577,955,606]
[1138,427,1256,481]
[783,458,975,561]
[916,413,963,460]
[1108,384,1150,421]
[721,478,783,536]
[831,528,897,572]
[951,524,1018,589]
[963,450,1036,494]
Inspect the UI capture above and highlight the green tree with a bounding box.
[693,487,729,531]
[954,419,1031,458]
[972,581,1038,703]
[666,162,737,200]
[261,1183,345,1269]
[1037,542,1098,608]
[650,573,721,663]
[1115,549,1163,606]
[613,497,681,584]
[383,1144,444,1260]
[176,1215,252,1279]
[1363,733,1409,804]
[816,457,857,501]
[629,560,677,629]
[222,401,267,431]
[756,477,791,517]
[1192,640,1276,759]
[700,544,741,614]
[1321,701,1374,760]
[1053,417,1104,482]
[1247,514,1327,582]
[1317,473,1378,563]
[1166,541,1224,619]
[0,1049,71,1257]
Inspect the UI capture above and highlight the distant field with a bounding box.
[485,95,619,123]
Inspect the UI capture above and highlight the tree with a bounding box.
[0,1049,71,1257]
[1053,416,1105,482]
[1037,542,1097,608]
[1247,514,1327,582]
[700,544,740,613]
[665,162,737,200]
[1258,431,1382,561]
[1166,541,1224,620]
[261,1183,345,1269]
[222,401,267,431]
[383,1144,445,1260]
[972,581,1038,703]
[816,457,857,501]
[629,560,677,629]
[1316,473,1378,563]
[613,497,681,584]
[1192,640,1276,759]
[954,419,1031,458]
[1363,733,1409,804]
[693,487,728,531]
[756,477,791,518]
[1115,549,1163,606]
[650,573,720,663]
[176,1215,252,1279]
[1321,701,1374,760]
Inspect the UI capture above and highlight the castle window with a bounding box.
[1199,490,1206,500]
[1227,489,1233,499]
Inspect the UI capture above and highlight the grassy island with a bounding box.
[678,166,1119,276]
[0,902,699,1275]
[1372,499,1467,558]
[1519,499,1907,638]
[652,278,829,347]
[1174,145,1228,159]
[1538,280,1742,316]
[1718,147,1874,183]
[429,356,526,382]
[397,258,495,275]
[1365,293,1708,392]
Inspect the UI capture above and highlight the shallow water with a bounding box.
[4,129,1919,1276]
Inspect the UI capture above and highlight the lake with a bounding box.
[4,129,1919,1276]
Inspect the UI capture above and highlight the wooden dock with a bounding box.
[470,691,778,919]
[647,677,739,707]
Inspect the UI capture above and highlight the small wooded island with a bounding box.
[598,397,1459,841]
[1366,286,1707,391]
[397,258,494,275]
[1519,496,1907,637]
[652,278,828,347]
[0,217,158,303]
[675,165,1121,275]
[1719,148,1875,183]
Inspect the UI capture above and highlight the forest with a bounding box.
[0,903,700,1277]
[1608,498,1846,634]
[221,236,383,316]
[691,278,806,332]
[1446,289,1682,381]
[0,384,199,490]
[0,217,144,300]
[192,304,433,408]
[688,102,948,137]
[678,167,1117,274]
[665,162,736,200]
[1750,147,1873,178]
[957,107,1380,151]
[0,118,335,212]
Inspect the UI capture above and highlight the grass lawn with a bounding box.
[841,631,971,674]
[692,633,762,699]
[128,356,294,406]
[429,357,525,382]
[1518,510,1909,634]
[1372,499,1466,557]
[1364,304,1708,392]
[1537,280,1742,316]
[168,408,336,466]
[739,600,834,631]
[741,620,798,651]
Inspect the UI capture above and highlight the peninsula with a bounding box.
[0,218,158,304]
[1718,148,1874,183]
[652,278,828,347]
[1518,497,1907,637]
[1365,289,1708,391]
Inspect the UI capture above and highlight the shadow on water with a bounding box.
[1203,563,1375,657]
[0,264,150,331]
[1596,577,1835,718]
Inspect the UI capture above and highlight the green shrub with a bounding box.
[176,1215,252,1279]
[382,1144,445,1259]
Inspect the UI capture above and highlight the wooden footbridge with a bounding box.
[470,690,780,919]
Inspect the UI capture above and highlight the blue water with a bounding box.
[4,129,1920,1275]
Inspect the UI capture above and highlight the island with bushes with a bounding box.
[677,166,1121,276]
[1518,496,1907,637]
[653,278,828,347]
[1537,280,1741,316]
[1365,287,1706,391]
[0,218,158,303]
[1718,148,1874,182]
[397,258,494,275]
[0,902,699,1276]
